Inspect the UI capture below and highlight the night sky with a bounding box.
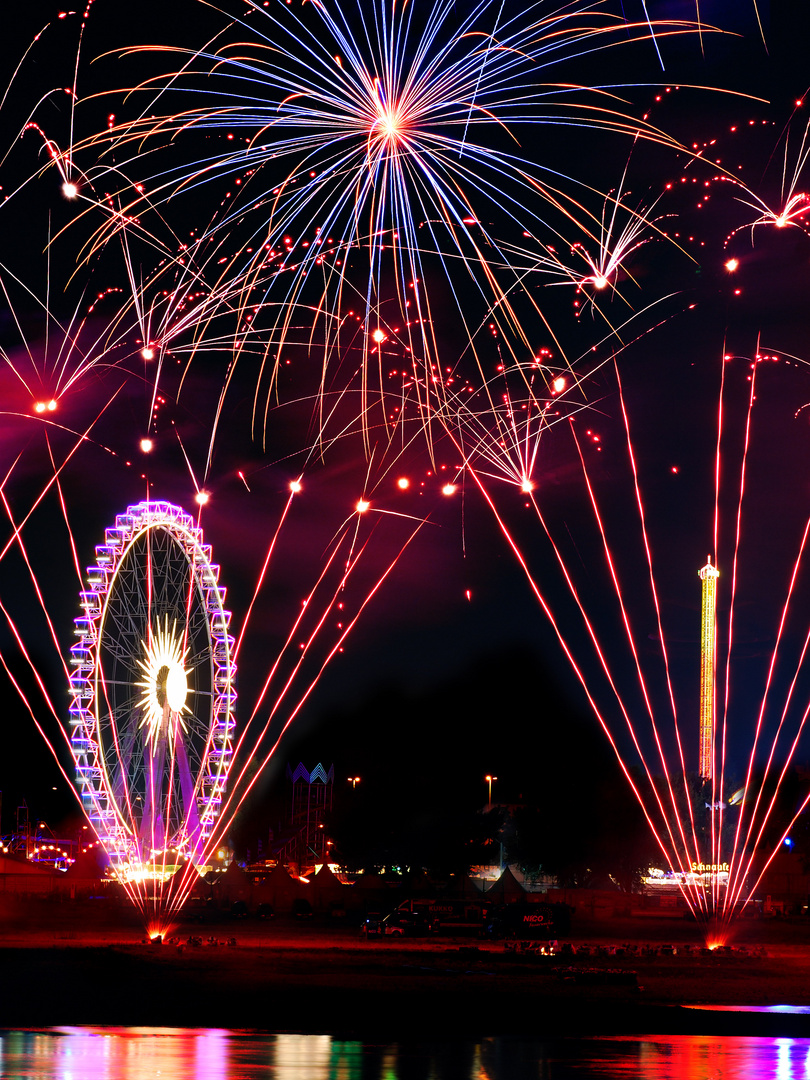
[2,0,810,857]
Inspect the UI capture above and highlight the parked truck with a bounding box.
[395,897,493,935]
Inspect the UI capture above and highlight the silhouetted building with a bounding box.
[278,762,334,876]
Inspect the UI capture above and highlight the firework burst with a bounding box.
[61,0,705,440]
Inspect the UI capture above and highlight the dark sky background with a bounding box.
[2,0,810,855]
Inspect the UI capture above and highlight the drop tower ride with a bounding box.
[698,556,719,781]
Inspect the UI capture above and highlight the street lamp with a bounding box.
[485,775,497,807]
[347,776,361,789]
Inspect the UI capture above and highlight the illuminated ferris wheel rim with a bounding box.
[68,499,236,869]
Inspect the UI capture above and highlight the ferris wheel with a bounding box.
[68,501,236,878]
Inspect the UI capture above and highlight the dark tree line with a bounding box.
[269,646,659,888]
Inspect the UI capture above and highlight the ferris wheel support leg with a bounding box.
[175,733,203,859]
[141,741,167,857]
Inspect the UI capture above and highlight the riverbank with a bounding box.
[2,907,810,1036]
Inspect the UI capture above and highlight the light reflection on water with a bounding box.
[0,1029,810,1079]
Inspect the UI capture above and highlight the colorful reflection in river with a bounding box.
[1,1029,810,1079]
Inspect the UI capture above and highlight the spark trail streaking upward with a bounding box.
[698,556,719,781]
[438,347,810,935]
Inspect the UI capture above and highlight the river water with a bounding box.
[2,1029,810,1079]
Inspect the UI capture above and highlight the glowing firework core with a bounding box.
[372,80,406,148]
[699,556,719,780]
[377,106,404,144]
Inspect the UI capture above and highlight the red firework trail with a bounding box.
[233,478,301,664]
[614,363,702,884]
[0,486,137,883]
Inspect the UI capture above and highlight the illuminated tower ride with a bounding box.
[698,556,719,781]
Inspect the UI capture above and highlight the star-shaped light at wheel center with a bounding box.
[135,617,192,750]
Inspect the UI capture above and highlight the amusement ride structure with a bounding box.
[698,557,719,782]
[68,501,236,885]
